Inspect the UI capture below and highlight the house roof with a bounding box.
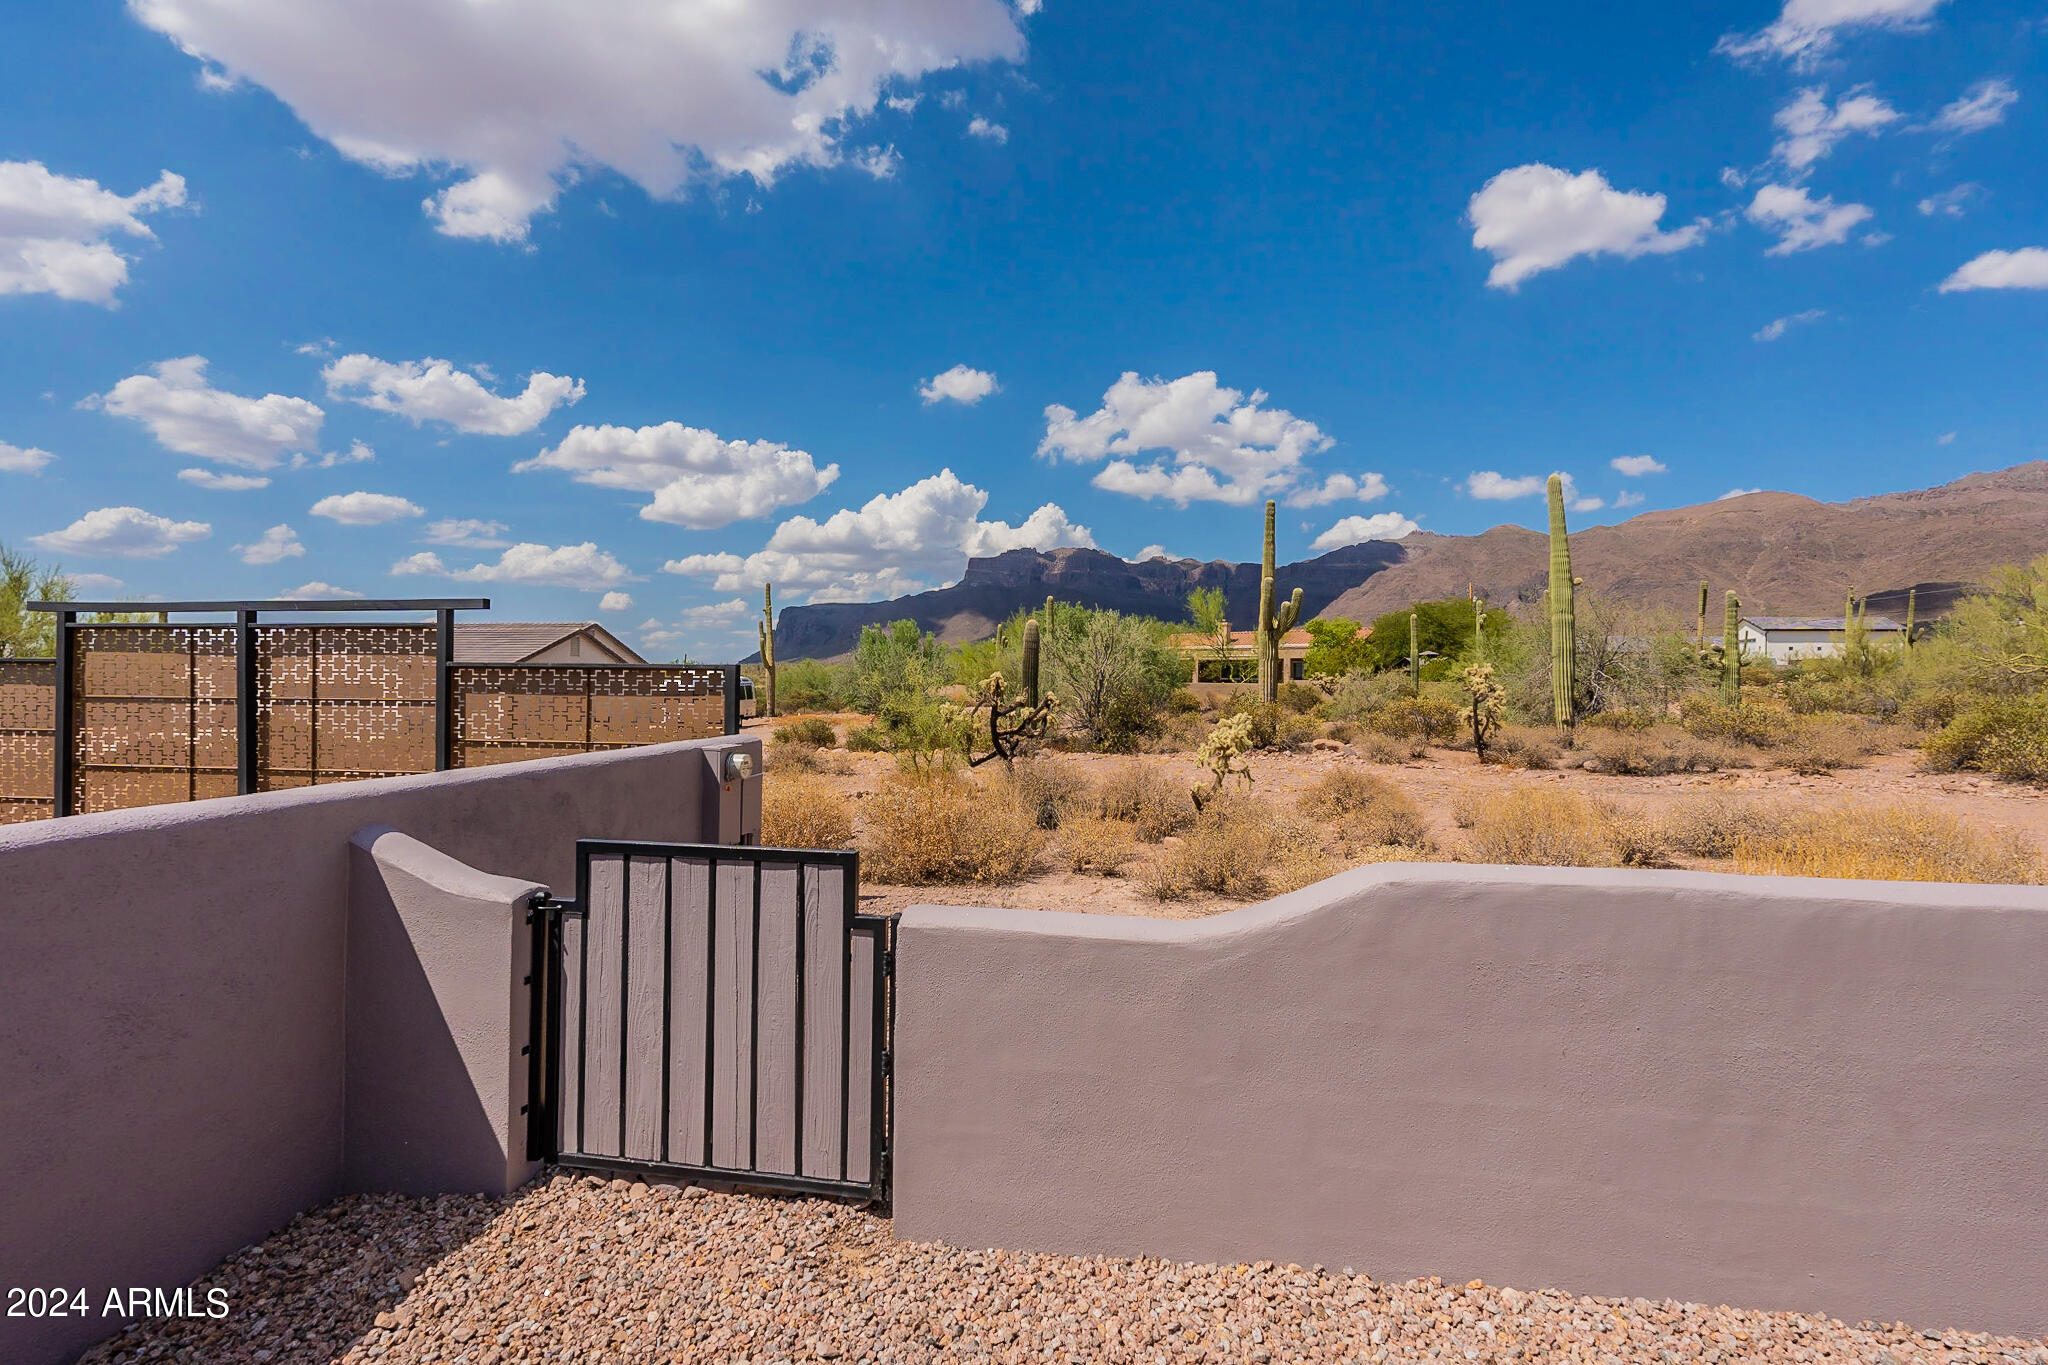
[1741,616,1905,633]
[453,622,645,664]
[1169,628,1317,652]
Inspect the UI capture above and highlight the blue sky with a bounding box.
[2,0,2043,658]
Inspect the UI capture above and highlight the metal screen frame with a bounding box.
[529,839,895,1206]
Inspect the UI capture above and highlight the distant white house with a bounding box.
[1733,615,1905,664]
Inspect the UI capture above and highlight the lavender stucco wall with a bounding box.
[894,864,2048,1338]
[0,737,758,1365]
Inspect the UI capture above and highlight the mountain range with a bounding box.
[770,462,2048,658]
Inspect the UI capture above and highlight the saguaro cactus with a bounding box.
[1021,617,1042,708]
[1904,585,1917,648]
[1472,594,1486,659]
[1255,500,1303,703]
[1696,580,1709,659]
[1546,473,1576,734]
[757,583,777,718]
[1722,591,1741,701]
[1408,611,1421,697]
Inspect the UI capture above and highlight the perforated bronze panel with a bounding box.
[254,624,437,788]
[70,625,239,814]
[0,658,57,824]
[450,665,726,767]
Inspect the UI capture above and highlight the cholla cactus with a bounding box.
[1460,661,1506,763]
[964,669,1059,768]
[1193,711,1257,809]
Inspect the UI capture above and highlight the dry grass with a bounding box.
[859,768,1045,885]
[1354,732,1425,764]
[1145,795,1332,901]
[1095,763,1196,841]
[761,773,855,850]
[1056,816,1139,876]
[1660,794,1801,859]
[1458,788,1668,868]
[1488,725,1563,770]
[1297,768,1432,851]
[1732,803,2044,884]
[1003,757,1092,830]
[1776,717,1879,775]
[1580,724,1738,776]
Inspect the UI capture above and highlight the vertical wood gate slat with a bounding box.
[538,840,890,1204]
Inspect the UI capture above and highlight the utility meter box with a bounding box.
[700,742,762,845]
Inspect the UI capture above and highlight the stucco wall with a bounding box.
[894,864,2048,1337]
[0,736,758,1365]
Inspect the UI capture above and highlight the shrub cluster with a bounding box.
[859,768,1045,885]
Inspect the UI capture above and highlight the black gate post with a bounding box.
[435,607,455,771]
[52,609,76,817]
[724,663,741,735]
[236,609,258,794]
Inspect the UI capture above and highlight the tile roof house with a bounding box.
[1169,627,1318,686]
[453,622,645,665]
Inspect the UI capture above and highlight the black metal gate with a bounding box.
[527,840,895,1204]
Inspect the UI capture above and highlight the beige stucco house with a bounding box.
[453,622,645,665]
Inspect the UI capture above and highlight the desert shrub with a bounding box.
[1580,724,1737,776]
[1297,768,1431,849]
[1582,708,1657,731]
[860,769,1044,885]
[1324,719,1358,744]
[1355,732,1423,764]
[844,723,889,752]
[761,773,855,850]
[772,658,855,713]
[1056,816,1138,876]
[1488,725,1561,770]
[1004,757,1092,830]
[1276,681,1324,714]
[767,743,819,772]
[1323,669,1408,721]
[1303,617,1374,677]
[847,620,947,714]
[1273,709,1319,752]
[1661,794,1801,860]
[1678,696,1795,748]
[1732,803,2043,884]
[1146,795,1331,900]
[1782,672,1899,719]
[773,716,839,748]
[1920,694,2048,784]
[1095,763,1196,840]
[1362,694,1462,744]
[1777,716,1876,774]
[1166,687,1203,714]
[1460,788,1619,867]
[1044,606,1181,752]
[1218,698,1317,752]
[1600,804,1672,868]
[872,686,972,765]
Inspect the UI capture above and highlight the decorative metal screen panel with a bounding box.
[70,625,239,814]
[0,659,56,825]
[254,624,438,789]
[451,665,727,767]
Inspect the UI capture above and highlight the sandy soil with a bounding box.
[752,714,2048,920]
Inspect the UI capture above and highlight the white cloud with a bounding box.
[94,356,324,469]
[1746,184,1873,254]
[1283,472,1389,508]
[321,354,584,434]
[31,506,210,558]
[235,524,305,564]
[1132,545,1174,562]
[69,572,125,594]
[1468,164,1705,290]
[131,0,1029,242]
[1753,308,1827,341]
[1939,247,2048,292]
[855,146,902,180]
[285,581,363,599]
[1040,371,1333,506]
[517,421,839,528]
[422,517,510,548]
[967,116,1009,143]
[1610,454,1668,476]
[1717,0,1949,64]
[664,468,1091,601]
[397,542,637,590]
[1464,470,1546,500]
[1719,487,1764,500]
[291,439,376,470]
[1612,490,1645,508]
[597,590,633,612]
[918,364,999,405]
[1310,513,1421,550]
[1917,183,1983,217]
[1925,79,2017,134]
[310,491,425,524]
[1771,87,1899,172]
[177,467,270,490]
[680,598,752,625]
[0,160,186,305]
[0,440,55,474]
[1937,431,1957,445]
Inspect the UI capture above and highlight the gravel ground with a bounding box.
[83,1172,2048,1365]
